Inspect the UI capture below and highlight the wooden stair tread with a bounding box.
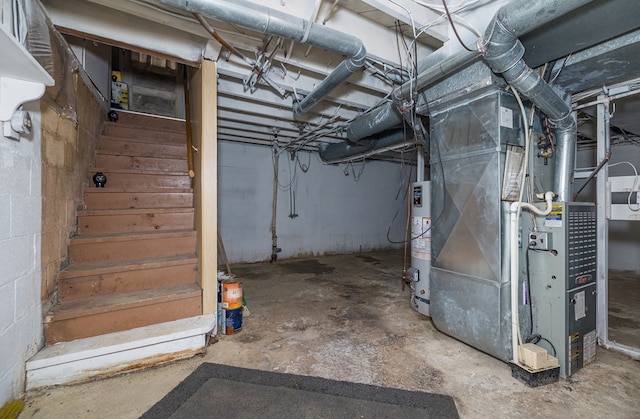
[89,168,189,176]
[70,229,195,244]
[104,121,185,134]
[59,254,198,279]
[78,207,194,217]
[83,187,193,193]
[96,149,188,159]
[99,134,187,146]
[46,284,201,321]
[46,112,199,344]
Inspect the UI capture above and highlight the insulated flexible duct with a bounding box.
[147,0,366,115]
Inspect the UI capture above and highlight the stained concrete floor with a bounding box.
[20,250,640,418]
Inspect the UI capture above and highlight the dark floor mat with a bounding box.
[141,363,459,418]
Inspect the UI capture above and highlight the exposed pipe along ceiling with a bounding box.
[42,0,640,384]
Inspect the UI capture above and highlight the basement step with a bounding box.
[77,207,194,235]
[58,255,198,301]
[99,136,187,158]
[107,111,186,133]
[27,314,215,389]
[89,168,191,189]
[104,122,186,144]
[44,284,203,344]
[95,152,188,172]
[84,187,193,210]
[68,230,196,264]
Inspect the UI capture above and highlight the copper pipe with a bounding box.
[193,13,252,65]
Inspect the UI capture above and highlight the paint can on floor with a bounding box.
[222,279,243,309]
[222,306,243,335]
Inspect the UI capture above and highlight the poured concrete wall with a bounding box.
[218,141,409,263]
[575,143,640,273]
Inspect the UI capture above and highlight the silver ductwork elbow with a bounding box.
[482,0,593,201]
[293,43,366,115]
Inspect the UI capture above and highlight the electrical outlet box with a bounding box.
[529,231,552,250]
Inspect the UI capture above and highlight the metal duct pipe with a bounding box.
[319,129,410,163]
[346,48,477,143]
[346,102,403,143]
[148,0,366,115]
[347,0,593,157]
[483,0,593,201]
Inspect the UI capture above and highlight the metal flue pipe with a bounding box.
[148,0,366,115]
[482,0,594,201]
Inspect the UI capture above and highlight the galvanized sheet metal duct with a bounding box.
[427,0,594,364]
[482,0,594,202]
[149,0,366,115]
[318,129,411,163]
[345,102,403,143]
[347,49,477,143]
[347,0,594,176]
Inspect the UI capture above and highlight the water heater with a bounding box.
[410,181,432,316]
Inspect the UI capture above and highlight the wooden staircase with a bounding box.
[43,112,202,344]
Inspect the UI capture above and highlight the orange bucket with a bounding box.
[222,279,243,309]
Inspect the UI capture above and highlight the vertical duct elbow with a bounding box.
[482,0,593,202]
[148,0,366,115]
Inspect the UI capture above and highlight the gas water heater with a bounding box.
[409,181,432,316]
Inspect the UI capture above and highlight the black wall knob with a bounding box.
[93,172,107,188]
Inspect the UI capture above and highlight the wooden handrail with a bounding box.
[183,65,195,179]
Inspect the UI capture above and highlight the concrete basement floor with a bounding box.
[20,250,640,418]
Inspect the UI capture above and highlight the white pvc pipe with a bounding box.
[509,191,554,364]
[506,85,556,364]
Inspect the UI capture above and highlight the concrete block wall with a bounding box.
[40,72,105,306]
[218,141,410,263]
[0,17,104,405]
[0,103,44,406]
